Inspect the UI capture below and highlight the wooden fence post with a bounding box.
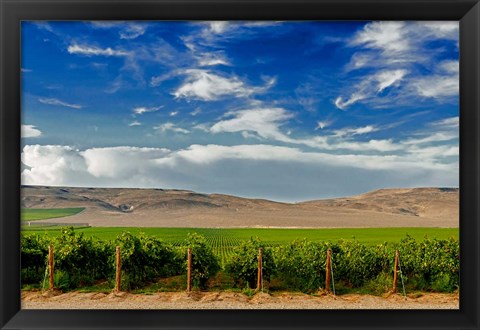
[257,248,263,291]
[48,245,54,290]
[392,250,399,293]
[187,248,192,292]
[115,246,121,292]
[325,249,331,293]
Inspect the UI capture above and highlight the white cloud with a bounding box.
[411,60,458,99]
[82,146,170,178]
[90,21,147,40]
[67,44,129,57]
[119,24,147,40]
[334,94,365,110]
[38,98,82,109]
[208,108,401,152]
[22,125,42,138]
[419,21,459,40]
[154,122,190,134]
[21,143,458,201]
[197,52,230,66]
[210,108,293,141]
[431,116,459,128]
[351,21,411,54]
[339,22,459,108]
[335,69,407,109]
[376,70,408,93]
[316,121,332,130]
[21,68,32,73]
[22,145,89,186]
[133,106,163,115]
[333,125,379,137]
[129,121,142,126]
[207,21,229,34]
[190,108,202,116]
[170,111,179,117]
[403,131,458,146]
[173,69,275,101]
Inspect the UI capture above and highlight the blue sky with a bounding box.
[21,21,459,202]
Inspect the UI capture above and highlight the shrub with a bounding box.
[225,237,275,289]
[396,235,459,292]
[184,233,221,289]
[114,232,183,290]
[21,234,50,284]
[331,240,388,287]
[54,227,113,289]
[274,240,329,292]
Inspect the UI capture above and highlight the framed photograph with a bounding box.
[1,0,479,329]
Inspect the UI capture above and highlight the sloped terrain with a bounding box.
[21,186,459,228]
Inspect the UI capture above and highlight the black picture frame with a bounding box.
[1,0,479,329]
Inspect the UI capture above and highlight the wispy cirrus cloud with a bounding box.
[89,22,148,40]
[128,121,142,127]
[154,122,190,134]
[67,44,130,57]
[173,69,275,101]
[332,125,379,137]
[132,106,163,115]
[334,69,408,110]
[336,21,458,110]
[38,97,82,109]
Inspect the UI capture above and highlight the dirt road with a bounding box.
[22,290,459,309]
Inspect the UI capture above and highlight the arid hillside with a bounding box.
[21,186,459,228]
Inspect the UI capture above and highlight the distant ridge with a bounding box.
[21,186,459,228]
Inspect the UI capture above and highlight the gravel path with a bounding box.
[22,291,459,310]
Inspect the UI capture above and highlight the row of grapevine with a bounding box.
[21,229,459,293]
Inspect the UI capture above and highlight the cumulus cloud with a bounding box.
[67,44,130,57]
[22,125,42,138]
[173,69,275,101]
[21,143,458,201]
[38,97,82,109]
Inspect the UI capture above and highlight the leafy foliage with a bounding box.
[53,228,113,289]
[21,230,459,293]
[274,240,328,292]
[184,233,221,289]
[21,234,49,283]
[114,232,183,290]
[225,238,276,289]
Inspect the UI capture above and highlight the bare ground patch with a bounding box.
[21,290,459,310]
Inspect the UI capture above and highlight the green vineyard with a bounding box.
[21,227,460,294]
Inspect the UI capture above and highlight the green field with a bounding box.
[21,226,458,243]
[21,208,85,221]
[22,226,458,265]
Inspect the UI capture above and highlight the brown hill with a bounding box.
[21,186,459,228]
